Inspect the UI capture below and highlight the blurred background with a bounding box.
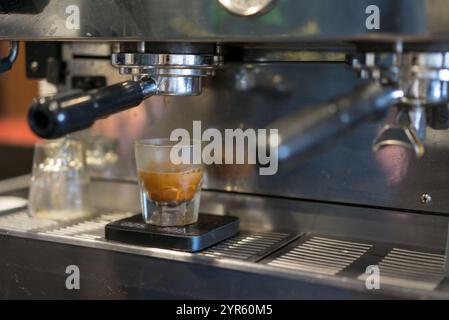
[0,42,39,180]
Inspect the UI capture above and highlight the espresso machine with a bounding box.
[1,0,449,299]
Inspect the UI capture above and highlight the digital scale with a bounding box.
[105,213,240,252]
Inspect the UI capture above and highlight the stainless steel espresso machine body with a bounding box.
[1,0,449,299]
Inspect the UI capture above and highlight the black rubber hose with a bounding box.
[0,41,19,74]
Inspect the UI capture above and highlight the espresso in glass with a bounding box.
[135,139,203,227]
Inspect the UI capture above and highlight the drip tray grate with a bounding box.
[262,234,447,292]
[198,231,300,262]
[44,212,135,240]
[264,236,372,275]
[0,210,58,232]
[358,248,446,291]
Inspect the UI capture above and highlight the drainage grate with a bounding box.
[358,248,446,291]
[0,210,58,232]
[44,212,134,240]
[266,236,372,275]
[198,231,297,262]
[1,208,448,294]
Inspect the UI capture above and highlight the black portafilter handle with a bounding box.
[28,79,158,139]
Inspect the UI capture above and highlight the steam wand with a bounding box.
[269,82,403,163]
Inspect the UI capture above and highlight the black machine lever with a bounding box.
[28,79,158,139]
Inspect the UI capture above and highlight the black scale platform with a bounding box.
[105,214,239,252]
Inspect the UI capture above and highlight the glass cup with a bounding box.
[85,136,119,177]
[28,139,92,221]
[135,139,203,227]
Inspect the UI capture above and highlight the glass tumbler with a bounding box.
[135,139,203,227]
[85,136,119,177]
[28,139,92,221]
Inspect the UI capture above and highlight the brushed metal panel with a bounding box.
[0,0,433,41]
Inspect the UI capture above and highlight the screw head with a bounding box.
[420,194,432,205]
[30,61,39,73]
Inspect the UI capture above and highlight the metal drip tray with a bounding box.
[1,209,447,295]
[1,180,449,299]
